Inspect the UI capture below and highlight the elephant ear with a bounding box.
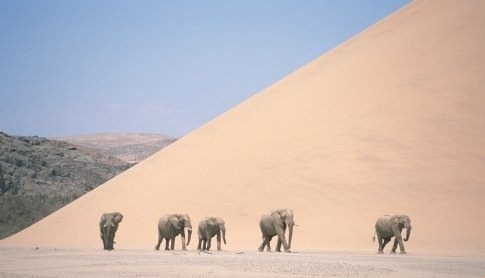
[275,209,292,222]
[113,212,123,224]
[183,214,191,223]
[270,209,284,220]
[216,217,225,226]
[391,216,400,224]
[100,214,107,225]
[170,215,182,230]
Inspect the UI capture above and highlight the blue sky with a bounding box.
[0,0,409,137]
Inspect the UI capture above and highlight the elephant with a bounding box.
[258,208,295,252]
[155,214,192,251]
[99,212,123,251]
[373,215,412,254]
[197,217,227,251]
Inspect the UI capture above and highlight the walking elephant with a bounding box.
[155,214,192,251]
[258,208,295,252]
[99,212,123,251]
[197,217,226,251]
[373,215,412,254]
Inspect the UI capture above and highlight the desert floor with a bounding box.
[0,248,483,278]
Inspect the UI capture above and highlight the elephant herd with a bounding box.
[99,210,412,254]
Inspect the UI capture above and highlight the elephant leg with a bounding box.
[101,231,106,250]
[391,236,406,254]
[155,237,162,251]
[205,231,212,251]
[391,238,398,253]
[381,238,391,253]
[106,233,112,250]
[276,238,282,252]
[180,229,187,250]
[202,239,207,250]
[266,236,273,252]
[398,239,406,254]
[170,237,176,250]
[216,231,222,251]
[101,232,107,250]
[258,236,270,252]
[206,237,212,251]
[275,226,290,252]
[375,230,384,253]
[165,238,170,250]
[276,225,287,252]
[197,239,202,251]
[109,232,115,250]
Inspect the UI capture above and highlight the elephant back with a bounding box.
[198,218,208,230]
[376,216,392,227]
[260,214,271,222]
[158,214,173,232]
[260,214,278,228]
[158,214,169,225]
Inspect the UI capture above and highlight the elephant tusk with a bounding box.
[186,228,192,231]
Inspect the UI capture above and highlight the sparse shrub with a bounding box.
[15,159,24,167]
[0,165,5,194]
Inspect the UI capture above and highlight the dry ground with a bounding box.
[0,248,483,277]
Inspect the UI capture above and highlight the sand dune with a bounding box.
[2,0,485,253]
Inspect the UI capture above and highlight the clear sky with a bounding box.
[0,0,409,137]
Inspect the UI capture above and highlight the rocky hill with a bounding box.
[54,133,177,164]
[0,132,132,239]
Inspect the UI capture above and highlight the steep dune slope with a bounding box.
[2,0,485,251]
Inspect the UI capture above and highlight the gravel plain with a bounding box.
[0,248,483,278]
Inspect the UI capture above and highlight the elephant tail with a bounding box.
[372,232,376,243]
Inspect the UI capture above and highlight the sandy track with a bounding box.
[0,248,483,278]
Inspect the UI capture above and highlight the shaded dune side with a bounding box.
[2,0,485,251]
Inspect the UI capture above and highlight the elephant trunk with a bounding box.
[102,228,108,249]
[404,227,411,241]
[104,225,113,250]
[221,226,227,244]
[288,224,294,249]
[186,227,192,246]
